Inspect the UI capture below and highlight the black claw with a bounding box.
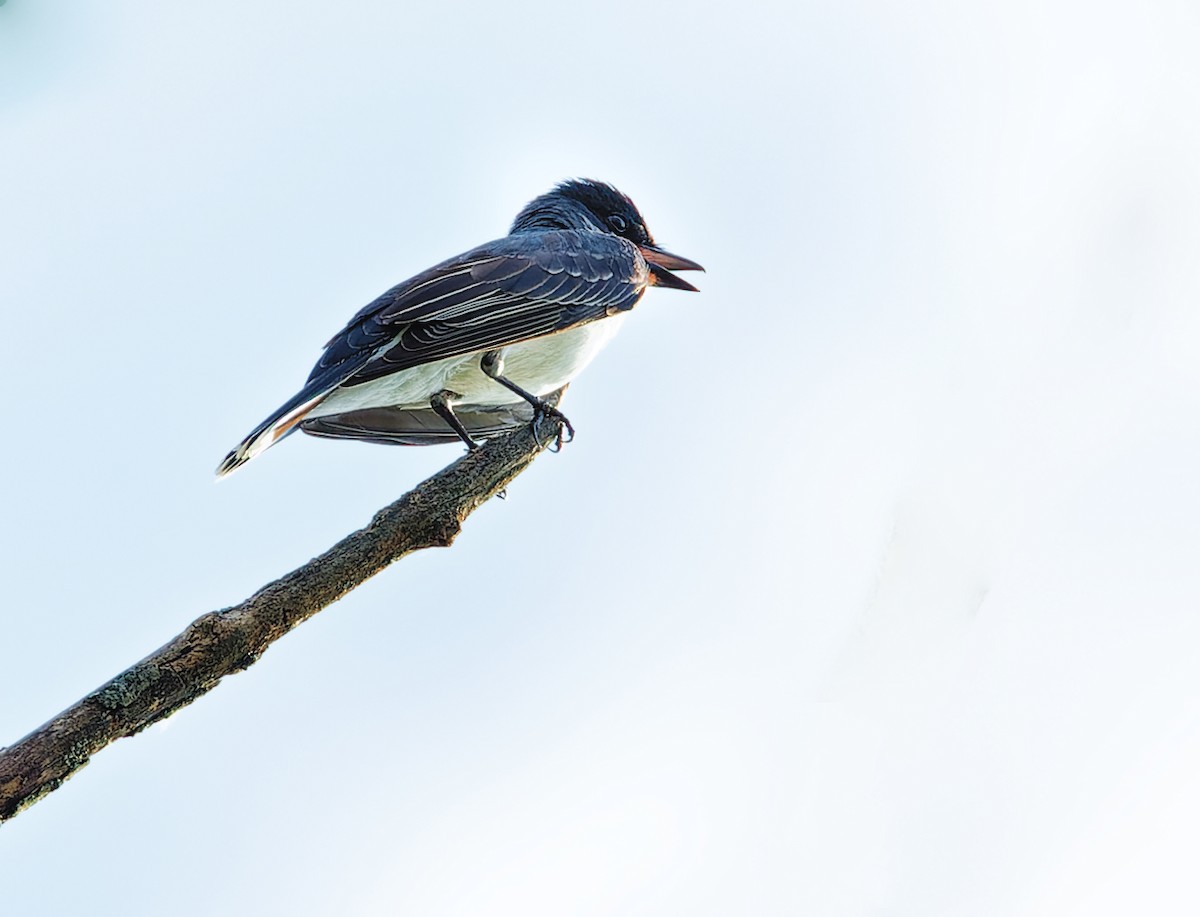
[532,403,574,452]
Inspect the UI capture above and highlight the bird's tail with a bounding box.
[215,387,330,478]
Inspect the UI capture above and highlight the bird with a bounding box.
[215,179,704,477]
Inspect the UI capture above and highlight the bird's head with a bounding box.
[511,178,704,291]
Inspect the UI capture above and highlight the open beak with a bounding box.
[639,243,705,292]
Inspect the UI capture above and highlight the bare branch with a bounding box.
[0,420,559,823]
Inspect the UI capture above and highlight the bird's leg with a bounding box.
[429,390,482,451]
[479,351,575,450]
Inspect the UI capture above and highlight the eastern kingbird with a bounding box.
[216,179,703,477]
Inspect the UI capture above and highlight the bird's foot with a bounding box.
[533,403,575,452]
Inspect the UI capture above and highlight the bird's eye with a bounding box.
[607,214,628,233]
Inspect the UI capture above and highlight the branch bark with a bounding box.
[0,420,559,823]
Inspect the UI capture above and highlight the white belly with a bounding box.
[307,314,627,417]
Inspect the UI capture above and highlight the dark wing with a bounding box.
[306,229,647,390]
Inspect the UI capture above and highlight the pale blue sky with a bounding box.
[3,2,1200,914]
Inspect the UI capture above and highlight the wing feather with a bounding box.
[308,230,647,388]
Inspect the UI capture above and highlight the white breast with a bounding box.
[307,313,628,417]
[473,313,628,399]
